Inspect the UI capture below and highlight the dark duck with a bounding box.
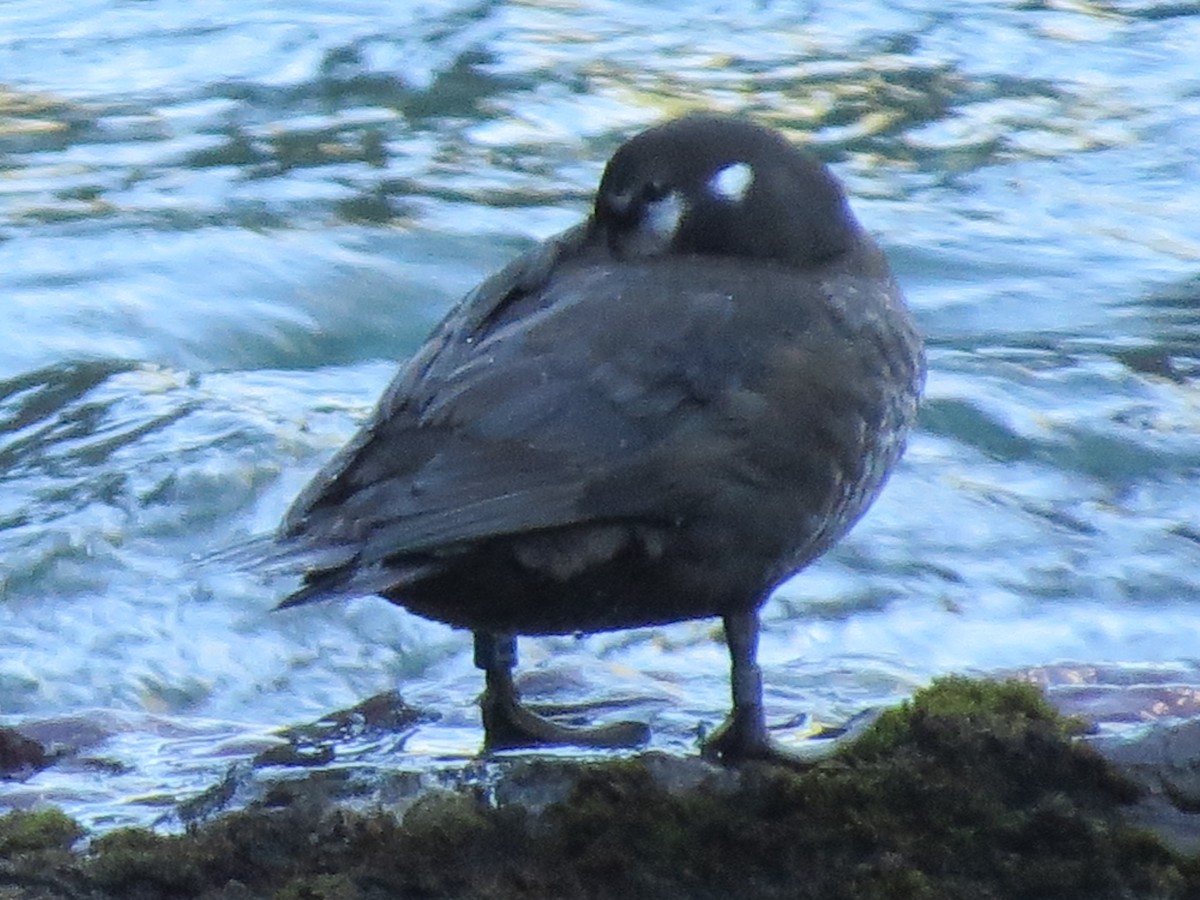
[276,114,925,763]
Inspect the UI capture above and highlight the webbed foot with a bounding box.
[482,690,649,751]
[700,709,808,768]
[700,608,811,768]
[475,631,649,752]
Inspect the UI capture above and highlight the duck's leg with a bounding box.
[474,631,649,752]
[702,608,806,766]
[701,608,770,762]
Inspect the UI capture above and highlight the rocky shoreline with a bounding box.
[3,678,1200,899]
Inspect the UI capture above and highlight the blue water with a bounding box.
[2,0,1200,831]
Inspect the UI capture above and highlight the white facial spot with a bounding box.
[708,161,754,203]
[644,192,684,241]
[620,191,685,258]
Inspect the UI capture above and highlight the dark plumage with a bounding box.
[277,114,924,762]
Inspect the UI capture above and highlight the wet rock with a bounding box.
[1087,718,1200,855]
[0,725,50,778]
[1014,662,1200,855]
[175,691,435,827]
[250,690,435,769]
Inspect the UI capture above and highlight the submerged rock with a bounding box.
[0,726,50,779]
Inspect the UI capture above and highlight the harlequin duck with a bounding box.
[277,114,925,763]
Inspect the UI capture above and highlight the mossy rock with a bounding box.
[0,808,82,855]
[2,677,1198,899]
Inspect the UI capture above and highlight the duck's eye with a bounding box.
[641,180,671,202]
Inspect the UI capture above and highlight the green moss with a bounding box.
[87,827,209,895]
[514,678,1190,900]
[848,676,1083,758]
[2,678,1198,899]
[85,805,355,896]
[274,872,362,900]
[0,808,82,855]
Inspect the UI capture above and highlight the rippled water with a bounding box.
[3,0,1200,831]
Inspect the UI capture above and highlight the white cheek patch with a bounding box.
[708,161,754,203]
[615,191,687,258]
[644,192,684,242]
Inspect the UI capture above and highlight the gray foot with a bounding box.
[475,630,649,752]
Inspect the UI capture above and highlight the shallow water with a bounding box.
[2,0,1200,831]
